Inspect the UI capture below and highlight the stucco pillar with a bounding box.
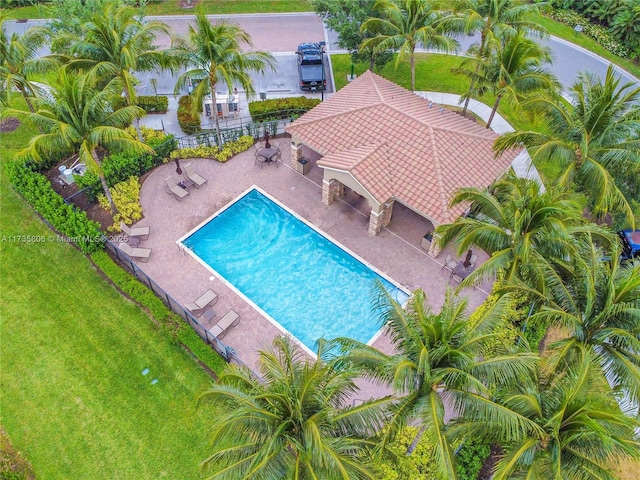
[290,140,303,168]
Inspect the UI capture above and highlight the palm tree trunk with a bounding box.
[410,52,416,92]
[209,77,223,148]
[486,94,502,129]
[461,78,475,115]
[91,149,117,214]
[406,424,427,455]
[122,86,144,142]
[99,174,117,214]
[18,86,36,113]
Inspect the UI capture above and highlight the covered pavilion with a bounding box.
[285,71,521,244]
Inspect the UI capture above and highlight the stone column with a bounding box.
[367,201,393,236]
[428,232,442,258]
[290,140,303,168]
[322,178,344,205]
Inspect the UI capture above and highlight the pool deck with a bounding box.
[137,137,492,401]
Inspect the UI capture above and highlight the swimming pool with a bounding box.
[181,188,409,353]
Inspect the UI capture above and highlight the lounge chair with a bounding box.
[183,163,207,188]
[185,289,218,316]
[120,221,149,240]
[208,309,240,339]
[119,242,152,262]
[469,254,478,268]
[164,176,189,201]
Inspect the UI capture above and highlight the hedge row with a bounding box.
[137,95,168,114]
[90,250,228,375]
[248,97,321,122]
[7,160,104,254]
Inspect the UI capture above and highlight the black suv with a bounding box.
[296,43,325,91]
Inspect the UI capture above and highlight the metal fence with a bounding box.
[104,239,248,368]
[176,116,295,150]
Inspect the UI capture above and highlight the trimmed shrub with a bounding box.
[75,131,176,201]
[177,95,201,134]
[7,160,104,253]
[90,250,227,375]
[98,176,143,231]
[248,96,320,121]
[169,135,254,162]
[136,95,168,114]
[374,426,437,479]
[548,9,630,58]
[455,439,491,480]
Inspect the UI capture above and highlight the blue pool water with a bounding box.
[183,189,409,352]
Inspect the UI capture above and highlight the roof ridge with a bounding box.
[428,125,452,224]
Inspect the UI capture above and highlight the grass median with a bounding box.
[0,121,216,478]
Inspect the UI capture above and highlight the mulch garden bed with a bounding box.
[44,159,114,231]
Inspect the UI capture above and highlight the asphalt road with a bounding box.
[4,12,638,98]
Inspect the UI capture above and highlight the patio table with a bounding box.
[258,146,280,165]
[178,177,195,190]
[451,261,474,284]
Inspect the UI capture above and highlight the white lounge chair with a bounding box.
[208,310,240,339]
[119,242,151,262]
[183,163,207,188]
[185,289,218,316]
[164,176,189,201]
[120,221,149,240]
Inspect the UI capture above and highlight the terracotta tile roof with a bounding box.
[285,70,521,225]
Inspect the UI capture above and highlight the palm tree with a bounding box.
[9,71,153,213]
[198,335,392,480]
[488,355,640,480]
[170,7,276,147]
[332,286,539,479]
[361,0,458,91]
[435,175,612,290]
[448,0,548,115]
[494,65,640,226]
[476,31,559,128]
[506,240,640,406]
[58,3,170,141]
[0,11,59,113]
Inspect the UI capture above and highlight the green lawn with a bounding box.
[331,53,546,133]
[0,121,216,478]
[2,0,312,19]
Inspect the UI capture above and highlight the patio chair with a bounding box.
[208,309,240,339]
[183,163,207,188]
[271,141,283,166]
[469,254,478,268]
[254,142,267,167]
[120,221,149,240]
[119,242,152,262]
[441,254,457,271]
[164,176,189,201]
[185,289,218,317]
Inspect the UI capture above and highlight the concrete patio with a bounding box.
[135,137,492,394]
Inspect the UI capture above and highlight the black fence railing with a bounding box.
[104,239,252,370]
[176,116,295,150]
